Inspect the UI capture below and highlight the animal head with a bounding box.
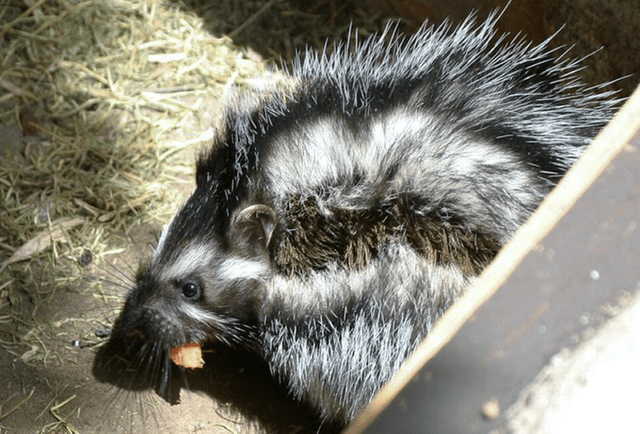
[115,193,278,350]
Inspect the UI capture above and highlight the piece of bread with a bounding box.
[170,343,204,369]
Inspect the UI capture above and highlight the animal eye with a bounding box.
[181,281,200,299]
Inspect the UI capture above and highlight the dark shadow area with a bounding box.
[93,337,343,433]
[174,0,419,64]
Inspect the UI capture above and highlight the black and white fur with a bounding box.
[106,11,617,425]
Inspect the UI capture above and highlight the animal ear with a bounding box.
[231,204,277,255]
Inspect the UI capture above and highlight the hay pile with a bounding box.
[0,0,270,276]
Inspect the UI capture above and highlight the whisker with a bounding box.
[95,258,135,286]
[84,273,131,292]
